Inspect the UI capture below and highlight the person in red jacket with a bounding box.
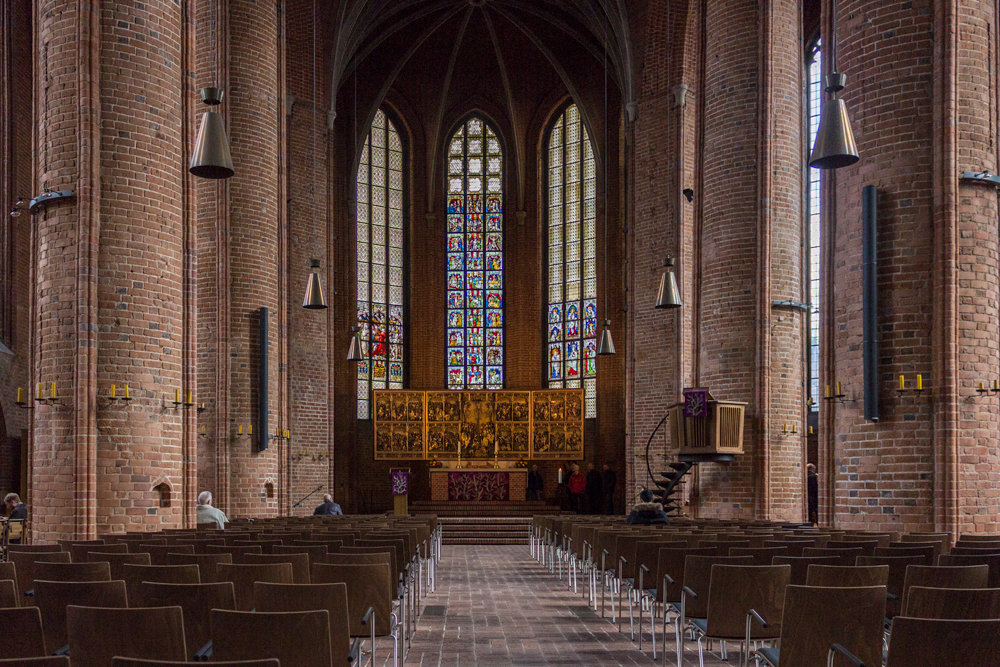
[567,463,586,514]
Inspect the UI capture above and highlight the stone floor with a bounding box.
[383,544,732,667]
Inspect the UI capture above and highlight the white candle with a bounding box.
[558,468,563,484]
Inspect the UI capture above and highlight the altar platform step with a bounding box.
[410,500,560,518]
[437,516,534,546]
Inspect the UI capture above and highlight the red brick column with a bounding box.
[32,0,196,539]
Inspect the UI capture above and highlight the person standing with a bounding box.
[313,494,343,516]
[807,463,819,525]
[196,491,229,529]
[527,465,544,501]
[567,464,586,514]
[602,463,617,514]
[585,463,603,514]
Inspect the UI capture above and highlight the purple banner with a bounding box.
[448,471,510,501]
[391,471,409,496]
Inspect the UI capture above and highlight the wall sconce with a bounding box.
[823,382,846,403]
[107,384,133,406]
[33,382,61,406]
[897,375,925,397]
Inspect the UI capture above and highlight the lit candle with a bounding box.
[17,387,23,403]
[916,375,923,391]
[899,375,905,391]
[187,390,193,404]
[175,389,180,403]
[558,468,563,484]
[51,382,56,399]
[37,383,42,400]
[836,381,842,396]
[111,384,116,399]
[238,425,243,436]
[825,385,831,398]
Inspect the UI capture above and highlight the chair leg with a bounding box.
[697,636,706,667]
[637,592,642,650]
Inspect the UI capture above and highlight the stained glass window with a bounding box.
[807,44,821,412]
[446,116,504,390]
[357,109,405,419]
[546,105,598,418]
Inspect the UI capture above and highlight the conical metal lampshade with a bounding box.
[809,74,859,170]
[302,259,328,309]
[190,88,235,179]
[597,319,615,355]
[655,257,682,309]
[346,327,364,361]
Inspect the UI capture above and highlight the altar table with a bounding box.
[430,469,527,502]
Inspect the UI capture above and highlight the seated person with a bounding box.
[626,489,670,525]
[313,493,343,516]
[2,493,27,522]
[195,491,229,529]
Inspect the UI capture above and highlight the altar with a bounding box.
[430,468,528,502]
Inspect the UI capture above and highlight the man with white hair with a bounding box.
[196,490,229,528]
[313,493,343,516]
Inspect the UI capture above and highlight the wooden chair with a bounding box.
[274,544,328,565]
[874,545,935,564]
[0,561,19,597]
[311,562,400,667]
[70,542,127,563]
[698,539,751,554]
[66,605,187,667]
[84,552,151,581]
[673,554,753,667]
[0,607,46,659]
[856,555,928,617]
[950,545,1000,556]
[762,540,817,558]
[899,564,989,613]
[33,579,127,654]
[167,553,232,584]
[939,553,1000,587]
[113,659,277,667]
[174,538,225,551]
[690,565,790,667]
[293,539,345,553]
[771,556,840,585]
[0,579,18,607]
[206,545,264,560]
[137,582,236,659]
[255,582,360,665]
[801,546,863,566]
[141,544,195,566]
[957,534,1000,542]
[239,553,310,584]
[954,540,1000,550]
[0,658,70,667]
[836,617,1000,666]
[34,561,111,583]
[903,586,1000,619]
[7,551,70,599]
[805,564,889,588]
[232,540,283,555]
[57,539,105,555]
[756,585,886,667]
[825,540,879,556]
[730,547,788,566]
[122,564,200,603]
[7,545,62,554]
[209,609,332,667]
[216,563,293,611]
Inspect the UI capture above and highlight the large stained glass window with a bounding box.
[546,104,598,418]
[446,117,504,390]
[807,44,821,411]
[357,109,405,419]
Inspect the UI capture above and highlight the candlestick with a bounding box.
[792,424,798,434]
[110,384,116,399]
[836,381,842,396]
[16,387,23,404]
[782,423,787,434]
[994,380,1000,391]
[37,382,43,400]
[51,382,57,400]
[558,468,563,484]
[124,384,130,399]
[916,374,923,391]
[899,375,905,391]
[238,425,243,436]
[284,429,289,439]
[825,384,831,399]
[808,426,814,435]
[978,381,989,397]
[174,389,181,404]
[201,425,206,435]
[187,390,193,406]
[248,424,252,436]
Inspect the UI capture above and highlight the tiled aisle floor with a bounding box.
[395,545,730,667]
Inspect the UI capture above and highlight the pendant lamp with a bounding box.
[302,259,328,309]
[347,326,364,361]
[597,320,616,356]
[596,12,616,357]
[808,0,859,169]
[190,87,234,179]
[654,256,682,309]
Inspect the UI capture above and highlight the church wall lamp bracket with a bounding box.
[772,300,810,312]
[28,189,75,215]
[960,171,1000,187]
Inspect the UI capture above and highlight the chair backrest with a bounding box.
[903,586,1000,620]
[632,540,686,583]
[949,545,1000,556]
[137,582,236,659]
[884,617,1000,667]
[206,545,264,559]
[70,542,127,563]
[66,605,187,667]
[7,545,63,553]
[311,562,393,636]
[232,540,283,555]
[57,539,104,554]
[763,540,816,558]
[874,545,935,565]
[254,582,351,666]
[323,552,392,570]
[142,544,195,566]
[273,544,328,565]
[681,555,754,619]
[855,555,929,615]
[771,556,841,585]
[336,547,397,580]
[654,546,718,603]
[0,561,19,598]
[705,565,790,640]
[216,563,293,611]
[7,551,70,600]
[353,540,404,575]
[939,553,1000,588]
[900,564,990,613]
[167,553,233,584]
[33,579,128,653]
[773,585,886,667]
[613,534,646,579]
[210,609,332,667]
[113,659,278,667]
[0,579,18,608]
[805,564,890,588]
[34,561,111,583]
[175,538,225,550]
[239,553,310,584]
[729,546,788,566]
[293,539,346,552]
[801,546,863,566]
[122,564,201,604]
[85,552,152,581]
[957,534,1000,543]
[698,539,751,554]
[955,540,1000,551]
[0,606,47,658]
[892,538,946,562]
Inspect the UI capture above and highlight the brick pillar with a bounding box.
[32,0,196,539]
[696,0,803,519]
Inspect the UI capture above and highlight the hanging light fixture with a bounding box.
[597,319,616,355]
[301,0,328,309]
[189,1,234,179]
[9,196,25,218]
[809,0,859,169]
[347,326,364,361]
[597,10,615,357]
[654,256,682,309]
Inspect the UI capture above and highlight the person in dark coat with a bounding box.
[527,465,544,501]
[3,493,26,522]
[585,463,603,514]
[602,463,617,514]
[626,489,670,525]
[313,494,343,516]
[807,463,818,525]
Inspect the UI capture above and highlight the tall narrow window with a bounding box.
[546,104,598,418]
[446,116,504,390]
[357,108,405,419]
[807,43,822,410]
